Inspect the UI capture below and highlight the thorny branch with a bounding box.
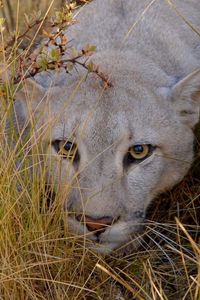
[0,1,111,91]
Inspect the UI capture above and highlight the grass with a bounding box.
[0,0,65,32]
[0,1,200,299]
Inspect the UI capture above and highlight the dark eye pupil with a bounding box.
[64,142,73,151]
[133,145,144,153]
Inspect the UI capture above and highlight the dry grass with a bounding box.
[0,0,65,32]
[0,1,200,299]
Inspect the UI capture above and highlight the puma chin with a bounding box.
[13,0,200,254]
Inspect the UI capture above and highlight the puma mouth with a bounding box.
[67,215,144,253]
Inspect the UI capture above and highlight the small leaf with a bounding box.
[38,56,49,71]
[42,30,52,38]
[50,48,61,61]
[88,45,96,52]
[87,61,96,72]
[82,44,96,56]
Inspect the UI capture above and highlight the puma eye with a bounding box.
[126,144,155,163]
[129,144,149,159]
[52,140,78,160]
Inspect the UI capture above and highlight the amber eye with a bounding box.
[128,144,151,160]
[52,140,77,160]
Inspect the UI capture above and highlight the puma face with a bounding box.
[15,66,200,254]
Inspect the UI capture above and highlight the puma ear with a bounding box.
[13,78,47,130]
[15,78,46,106]
[171,69,200,128]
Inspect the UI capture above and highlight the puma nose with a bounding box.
[76,214,114,232]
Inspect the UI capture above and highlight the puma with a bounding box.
[14,0,200,254]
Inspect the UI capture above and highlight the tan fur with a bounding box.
[14,0,200,254]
